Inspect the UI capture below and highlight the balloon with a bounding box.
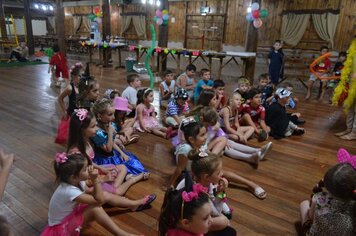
[163,19,169,25]
[260,9,268,18]
[246,13,254,22]
[252,10,260,19]
[88,14,96,21]
[156,18,163,25]
[251,2,260,11]
[145,24,156,89]
[156,9,162,17]
[156,47,162,53]
[162,14,169,20]
[253,18,263,28]
[162,9,168,15]
[164,48,169,54]
[171,49,176,54]
[154,16,158,22]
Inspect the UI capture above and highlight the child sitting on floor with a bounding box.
[134,88,174,139]
[122,74,142,118]
[266,88,305,139]
[240,88,270,141]
[176,64,197,99]
[234,76,251,104]
[194,68,214,104]
[213,79,226,111]
[299,162,356,236]
[159,183,213,236]
[165,88,190,128]
[257,73,273,108]
[159,70,176,108]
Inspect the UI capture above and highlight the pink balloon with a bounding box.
[156,9,162,18]
[253,18,263,28]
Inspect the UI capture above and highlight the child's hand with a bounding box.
[237,133,247,144]
[217,177,229,192]
[121,153,130,162]
[102,171,116,182]
[88,165,99,181]
[108,122,114,135]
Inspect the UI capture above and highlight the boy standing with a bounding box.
[194,68,214,104]
[122,74,141,117]
[305,46,331,101]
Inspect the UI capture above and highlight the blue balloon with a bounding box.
[162,14,169,20]
[246,13,254,22]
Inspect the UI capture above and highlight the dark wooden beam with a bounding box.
[158,0,169,72]
[23,0,34,54]
[55,0,66,55]
[0,0,7,39]
[102,0,111,67]
[245,0,261,84]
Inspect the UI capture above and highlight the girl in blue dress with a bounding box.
[91,98,149,177]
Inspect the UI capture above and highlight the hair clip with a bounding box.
[181,117,196,127]
[74,109,88,121]
[198,148,208,158]
[181,184,208,220]
[55,152,68,164]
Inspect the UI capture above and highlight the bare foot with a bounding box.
[335,129,351,137]
[0,150,15,171]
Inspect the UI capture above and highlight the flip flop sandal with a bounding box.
[127,135,139,145]
[253,187,267,200]
[135,194,157,211]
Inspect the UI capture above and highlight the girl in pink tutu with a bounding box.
[41,152,138,236]
[134,88,174,139]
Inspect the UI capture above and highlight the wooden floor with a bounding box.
[0,62,355,236]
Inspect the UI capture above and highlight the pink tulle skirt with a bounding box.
[40,204,88,236]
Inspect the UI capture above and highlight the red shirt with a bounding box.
[240,103,265,123]
[50,52,69,78]
[313,57,331,73]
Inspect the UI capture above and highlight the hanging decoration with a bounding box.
[87,6,103,21]
[332,38,356,110]
[246,2,268,29]
[154,9,169,26]
[145,24,156,89]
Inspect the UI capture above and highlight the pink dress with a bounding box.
[134,105,161,132]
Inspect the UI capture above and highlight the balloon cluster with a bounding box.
[88,6,102,21]
[246,3,268,29]
[154,9,169,26]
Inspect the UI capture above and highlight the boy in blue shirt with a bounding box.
[194,68,214,104]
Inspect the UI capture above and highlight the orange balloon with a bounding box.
[309,52,340,80]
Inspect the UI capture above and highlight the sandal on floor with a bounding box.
[127,135,140,145]
[340,133,356,140]
[252,186,267,200]
[135,194,157,211]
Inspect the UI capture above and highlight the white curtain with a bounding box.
[132,15,146,38]
[312,13,339,48]
[82,16,91,32]
[120,16,132,36]
[73,16,82,34]
[281,14,310,46]
[47,16,56,33]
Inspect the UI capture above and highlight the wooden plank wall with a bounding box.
[62,0,355,51]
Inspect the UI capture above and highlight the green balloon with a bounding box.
[260,9,268,18]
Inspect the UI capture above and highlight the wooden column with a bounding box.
[24,0,34,54]
[158,0,169,72]
[102,0,111,67]
[244,0,261,85]
[55,0,66,55]
[0,0,7,39]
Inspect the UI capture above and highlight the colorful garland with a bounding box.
[332,38,356,111]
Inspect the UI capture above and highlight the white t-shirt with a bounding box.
[122,86,137,106]
[48,181,86,226]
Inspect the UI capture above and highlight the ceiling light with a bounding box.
[34,3,39,9]
[149,0,153,5]
[141,0,146,3]
[41,4,48,11]
[49,6,54,11]
[156,0,161,6]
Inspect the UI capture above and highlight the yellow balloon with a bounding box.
[162,9,168,15]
